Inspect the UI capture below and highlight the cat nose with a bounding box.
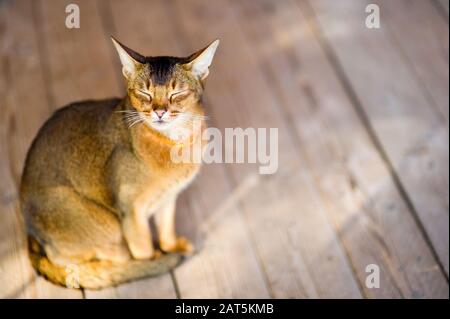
[154,109,167,119]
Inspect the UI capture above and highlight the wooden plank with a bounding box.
[169,0,363,298]
[84,276,177,298]
[436,0,449,18]
[308,0,449,278]
[33,0,176,298]
[381,0,449,124]
[234,0,448,298]
[35,0,122,107]
[0,0,82,298]
[175,165,272,298]
[107,0,271,298]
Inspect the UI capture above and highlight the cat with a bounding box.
[19,37,219,289]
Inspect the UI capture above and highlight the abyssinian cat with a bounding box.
[20,37,219,289]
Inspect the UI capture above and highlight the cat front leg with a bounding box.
[155,197,194,255]
[121,203,155,260]
[108,148,157,260]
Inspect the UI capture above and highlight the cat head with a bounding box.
[112,37,219,137]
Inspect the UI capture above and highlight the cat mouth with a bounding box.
[151,119,172,128]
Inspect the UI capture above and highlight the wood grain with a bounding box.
[0,0,82,298]
[234,0,448,298]
[436,0,449,18]
[381,0,449,124]
[169,0,362,298]
[308,0,449,278]
[0,0,448,299]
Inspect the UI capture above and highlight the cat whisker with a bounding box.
[124,114,140,121]
[128,117,145,128]
[124,116,139,121]
[115,110,140,113]
[116,110,145,128]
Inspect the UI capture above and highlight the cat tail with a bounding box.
[28,240,182,290]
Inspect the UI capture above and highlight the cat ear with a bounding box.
[183,39,220,80]
[111,37,146,79]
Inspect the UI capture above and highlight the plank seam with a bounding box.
[383,1,448,127]
[29,0,84,299]
[230,0,367,298]
[432,0,450,23]
[170,271,181,299]
[96,0,180,298]
[96,0,124,90]
[233,10,367,299]
[165,0,275,298]
[31,0,55,112]
[223,169,276,298]
[302,0,449,283]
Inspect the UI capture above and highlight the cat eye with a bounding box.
[135,89,152,101]
[170,89,191,103]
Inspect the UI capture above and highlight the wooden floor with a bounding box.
[0,0,448,298]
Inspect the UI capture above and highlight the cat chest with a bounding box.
[108,146,200,206]
[160,162,200,190]
[133,162,200,217]
[138,159,200,194]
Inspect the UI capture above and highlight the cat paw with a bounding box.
[130,248,162,260]
[151,249,163,259]
[128,242,155,260]
[161,237,194,255]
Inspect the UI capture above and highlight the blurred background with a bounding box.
[0,0,448,298]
